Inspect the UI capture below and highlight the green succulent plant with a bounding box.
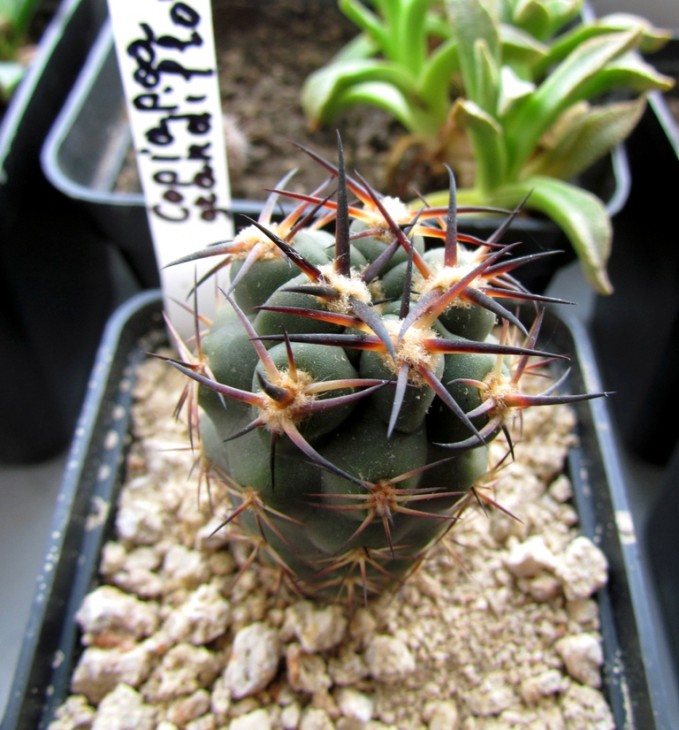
[164,137,602,604]
[301,0,675,294]
[0,0,41,102]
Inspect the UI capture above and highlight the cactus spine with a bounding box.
[166,137,598,603]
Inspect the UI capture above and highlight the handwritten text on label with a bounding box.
[124,1,230,226]
[107,0,233,338]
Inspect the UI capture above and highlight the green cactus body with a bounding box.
[167,140,600,603]
[229,227,334,312]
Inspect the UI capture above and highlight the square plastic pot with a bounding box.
[590,38,679,468]
[645,438,679,708]
[3,290,678,729]
[0,0,118,464]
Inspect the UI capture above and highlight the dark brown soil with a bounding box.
[210,0,428,201]
[210,0,393,201]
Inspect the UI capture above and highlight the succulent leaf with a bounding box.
[525,96,647,181]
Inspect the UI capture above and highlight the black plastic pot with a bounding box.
[40,17,631,294]
[3,289,678,729]
[0,0,120,464]
[645,438,679,713]
[590,38,679,468]
[40,17,287,291]
[645,437,679,696]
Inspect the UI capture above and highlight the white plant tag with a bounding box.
[106,0,233,340]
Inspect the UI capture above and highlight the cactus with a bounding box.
[164,137,600,603]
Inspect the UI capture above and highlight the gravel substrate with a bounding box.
[48,352,615,730]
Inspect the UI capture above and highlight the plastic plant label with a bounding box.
[106,0,233,339]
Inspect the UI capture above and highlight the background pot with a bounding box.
[645,438,679,703]
[0,0,121,464]
[40,16,307,291]
[590,37,679,468]
[587,34,679,725]
[40,15,631,295]
[3,290,678,729]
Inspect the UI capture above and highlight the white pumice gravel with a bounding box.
[48,352,616,730]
